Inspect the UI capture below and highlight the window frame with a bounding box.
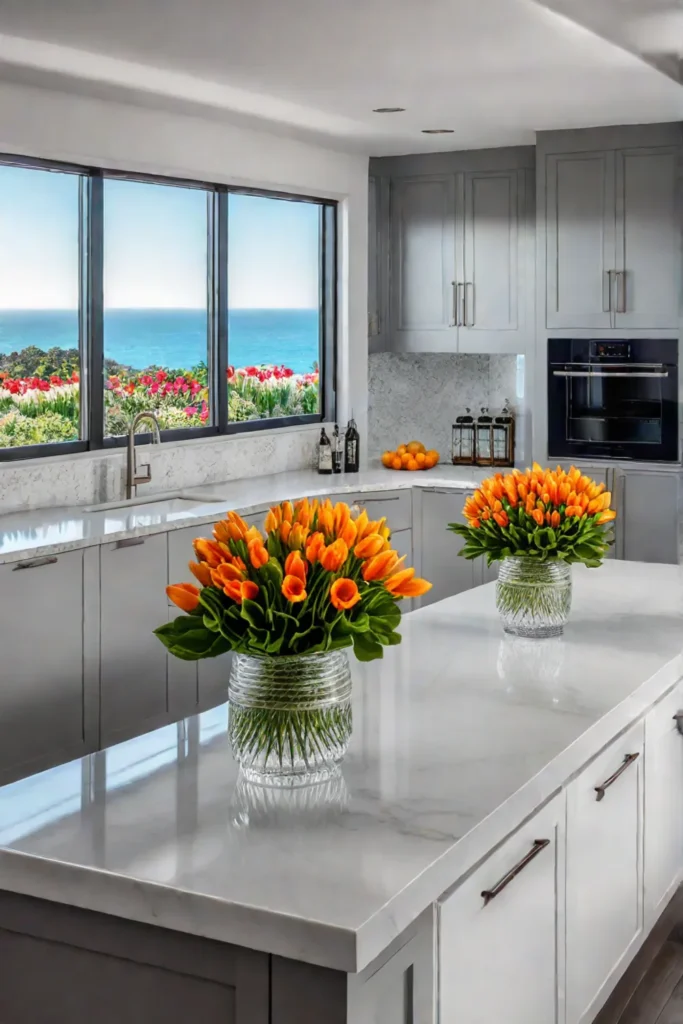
[0,154,337,462]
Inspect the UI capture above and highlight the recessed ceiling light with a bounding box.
[422,129,454,134]
[372,107,406,113]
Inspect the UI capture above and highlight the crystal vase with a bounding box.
[496,557,572,639]
[228,650,352,786]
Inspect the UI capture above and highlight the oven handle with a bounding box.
[552,370,669,379]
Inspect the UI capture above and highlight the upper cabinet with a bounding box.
[542,129,681,332]
[370,148,533,355]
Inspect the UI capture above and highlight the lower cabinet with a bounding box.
[417,489,476,607]
[0,550,95,782]
[391,528,412,566]
[566,720,645,1024]
[439,794,564,1024]
[644,681,683,929]
[99,534,170,747]
[621,471,679,564]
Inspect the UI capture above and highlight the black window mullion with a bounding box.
[217,189,229,433]
[321,203,337,424]
[86,173,104,449]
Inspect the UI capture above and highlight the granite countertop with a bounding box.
[0,465,493,564]
[0,561,681,973]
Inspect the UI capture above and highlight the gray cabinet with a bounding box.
[417,489,476,607]
[621,471,679,565]
[99,534,170,746]
[391,528,412,567]
[0,550,95,782]
[392,176,457,346]
[167,526,231,715]
[545,145,680,331]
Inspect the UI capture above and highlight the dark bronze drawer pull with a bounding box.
[481,839,550,906]
[673,712,683,736]
[13,555,59,571]
[115,537,145,550]
[595,752,639,802]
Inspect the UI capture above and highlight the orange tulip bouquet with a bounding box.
[156,498,431,782]
[449,464,617,638]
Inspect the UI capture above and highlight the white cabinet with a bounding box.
[644,682,683,929]
[416,489,476,607]
[99,534,171,746]
[0,550,95,781]
[545,145,680,331]
[621,471,679,565]
[392,176,456,345]
[167,526,231,716]
[439,794,564,1024]
[566,721,645,1024]
[346,489,412,533]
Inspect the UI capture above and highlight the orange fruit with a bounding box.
[401,452,412,466]
[396,444,407,457]
[406,441,426,456]
[391,456,403,471]
[424,454,438,469]
[426,450,440,463]
[381,451,395,468]
[406,458,419,471]
[415,452,426,467]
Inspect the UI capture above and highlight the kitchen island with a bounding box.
[1,561,682,1023]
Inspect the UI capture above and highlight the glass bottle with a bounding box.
[318,427,332,475]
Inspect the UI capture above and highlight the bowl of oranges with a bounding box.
[381,441,440,472]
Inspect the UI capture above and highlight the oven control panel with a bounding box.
[589,341,631,360]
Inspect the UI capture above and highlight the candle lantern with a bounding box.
[492,400,515,467]
[452,409,475,465]
[475,407,494,466]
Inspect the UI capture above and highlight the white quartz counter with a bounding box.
[0,561,681,973]
[0,465,492,564]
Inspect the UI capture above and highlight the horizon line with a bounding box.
[0,305,319,312]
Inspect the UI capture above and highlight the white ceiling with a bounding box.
[0,0,680,155]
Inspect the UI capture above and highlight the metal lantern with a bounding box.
[492,400,515,467]
[452,408,475,465]
[475,407,494,466]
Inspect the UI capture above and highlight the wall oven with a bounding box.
[548,339,678,463]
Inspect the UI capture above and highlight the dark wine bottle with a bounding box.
[317,427,333,475]
[344,417,360,473]
[332,424,343,474]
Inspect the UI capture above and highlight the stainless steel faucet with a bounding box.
[126,411,161,500]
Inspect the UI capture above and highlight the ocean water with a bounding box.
[0,308,320,375]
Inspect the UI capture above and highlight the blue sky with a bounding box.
[0,165,319,310]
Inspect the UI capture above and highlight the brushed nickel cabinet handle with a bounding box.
[450,281,457,327]
[115,537,146,550]
[595,752,639,802]
[616,271,627,314]
[481,839,550,906]
[604,270,614,313]
[13,555,59,571]
[465,282,475,327]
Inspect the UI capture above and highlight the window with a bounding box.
[103,178,212,437]
[0,156,336,462]
[0,165,82,451]
[227,194,321,422]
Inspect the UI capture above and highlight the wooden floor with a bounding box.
[597,892,683,1024]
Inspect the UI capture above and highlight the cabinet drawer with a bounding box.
[346,490,412,532]
[566,720,645,1024]
[644,682,683,928]
[439,793,563,1024]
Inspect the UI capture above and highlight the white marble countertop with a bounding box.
[0,465,492,565]
[0,561,681,973]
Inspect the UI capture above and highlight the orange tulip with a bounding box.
[493,510,509,528]
[244,525,264,546]
[305,531,326,565]
[517,482,528,502]
[281,500,294,524]
[248,539,269,569]
[295,498,312,528]
[565,505,583,517]
[188,560,213,587]
[210,563,245,588]
[285,550,307,584]
[282,575,307,603]
[264,506,282,532]
[531,508,545,526]
[503,477,518,506]
[470,517,481,528]
[362,549,404,582]
[316,504,334,536]
[223,579,260,603]
[167,583,200,612]
[333,501,351,535]
[319,538,349,573]
[354,533,385,559]
[280,521,291,545]
[338,519,357,547]
[193,538,228,568]
[596,509,617,525]
[289,523,310,550]
[385,568,432,599]
[550,510,561,528]
[330,577,361,611]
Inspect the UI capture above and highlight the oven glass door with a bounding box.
[562,364,666,447]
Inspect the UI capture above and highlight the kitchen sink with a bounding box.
[82,490,228,514]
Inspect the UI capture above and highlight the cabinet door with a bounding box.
[368,176,380,338]
[167,526,231,716]
[418,489,475,607]
[546,152,615,329]
[622,471,679,565]
[100,534,170,746]
[566,721,644,1024]
[644,682,683,930]
[391,528,412,567]
[0,551,91,781]
[439,794,563,1024]
[615,148,680,330]
[461,169,520,347]
[392,176,457,346]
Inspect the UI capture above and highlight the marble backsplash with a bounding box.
[0,425,325,515]
[368,353,522,459]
